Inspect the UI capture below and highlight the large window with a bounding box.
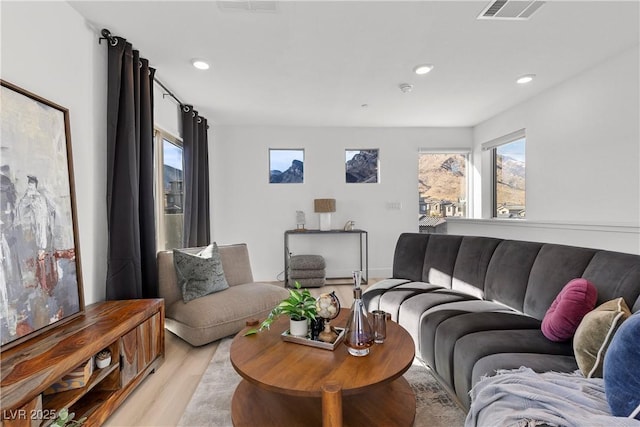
[155,129,184,250]
[484,130,526,218]
[418,151,469,232]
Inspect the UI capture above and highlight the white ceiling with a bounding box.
[69,1,639,127]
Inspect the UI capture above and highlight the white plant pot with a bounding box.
[96,356,111,369]
[289,318,308,337]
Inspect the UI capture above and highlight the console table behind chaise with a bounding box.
[284,229,369,286]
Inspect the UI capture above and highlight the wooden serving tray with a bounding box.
[281,327,346,350]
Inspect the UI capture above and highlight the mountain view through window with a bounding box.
[495,138,525,218]
[418,153,468,232]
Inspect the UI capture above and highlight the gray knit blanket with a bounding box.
[465,367,640,427]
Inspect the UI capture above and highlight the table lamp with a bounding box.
[314,198,336,231]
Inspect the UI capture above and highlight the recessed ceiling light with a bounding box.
[192,59,210,70]
[413,64,434,75]
[517,74,535,84]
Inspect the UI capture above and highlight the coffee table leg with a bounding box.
[321,381,343,427]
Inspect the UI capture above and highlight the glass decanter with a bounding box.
[344,270,374,356]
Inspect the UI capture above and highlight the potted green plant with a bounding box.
[245,281,317,337]
[51,408,86,427]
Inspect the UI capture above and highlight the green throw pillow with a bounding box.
[174,243,229,303]
[573,297,631,378]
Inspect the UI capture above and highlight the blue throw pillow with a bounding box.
[604,311,640,419]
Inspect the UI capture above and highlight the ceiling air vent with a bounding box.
[478,1,545,20]
[218,0,277,13]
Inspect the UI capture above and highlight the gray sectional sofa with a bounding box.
[362,233,640,410]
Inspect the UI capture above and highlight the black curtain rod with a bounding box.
[99,28,186,109]
[153,78,184,108]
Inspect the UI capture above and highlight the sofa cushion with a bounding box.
[421,234,463,287]
[484,240,542,313]
[604,312,640,419]
[417,299,514,367]
[471,353,578,390]
[541,278,597,342]
[174,243,229,303]
[378,282,443,321]
[582,251,640,311]
[167,282,282,327]
[451,236,502,299]
[362,278,411,313]
[434,311,541,387]
[453,329,574,408]
[397,289,477,356]
[573,298,631,378]
[392,233,430,282]
[165,282,289,346]
[524,244,597,320]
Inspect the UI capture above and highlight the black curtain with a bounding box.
[106,37,158,299]
[182,105,210,247]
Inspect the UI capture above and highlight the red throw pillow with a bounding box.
[541,278,598,342]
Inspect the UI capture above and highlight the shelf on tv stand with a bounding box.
[1,299,165,427]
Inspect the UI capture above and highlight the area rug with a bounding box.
[178,338,466,427]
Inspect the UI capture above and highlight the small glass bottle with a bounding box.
[344,270,374,356]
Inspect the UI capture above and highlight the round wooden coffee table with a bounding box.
[230,309,416,426]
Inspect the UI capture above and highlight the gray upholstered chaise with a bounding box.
[363,233,640,409]
[157,243,288,346]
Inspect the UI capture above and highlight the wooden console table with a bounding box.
[1,299,164,427]
[284,229,368,286]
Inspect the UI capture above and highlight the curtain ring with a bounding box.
[182,105,191,113]
[192,111,196,118]
[138,60,143,69]
[197,117,202,124]
[110,37,118,47]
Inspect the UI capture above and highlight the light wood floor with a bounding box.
[104,283,367,426]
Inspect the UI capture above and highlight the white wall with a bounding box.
[154,84,181,139]
[211,126,472,281]
[450,46,640,253]
[2,2,108,304]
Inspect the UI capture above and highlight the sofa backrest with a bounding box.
[484,240,542,312]
[522,244,597,319]
[422,234,463,287]
[392,233,430,282]
[157,243,255,307]
[451,236,502,299]
[392,233,640,319]
[582,251,640,313]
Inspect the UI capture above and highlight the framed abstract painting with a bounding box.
[0,80,84,351]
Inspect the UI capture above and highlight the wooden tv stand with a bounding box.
[1,299,164,427]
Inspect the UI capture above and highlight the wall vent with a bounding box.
[478,1,545,20]
[218,1,277,13]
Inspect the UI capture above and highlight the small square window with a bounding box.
[346,149,379,183]
[270,149,304,183]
